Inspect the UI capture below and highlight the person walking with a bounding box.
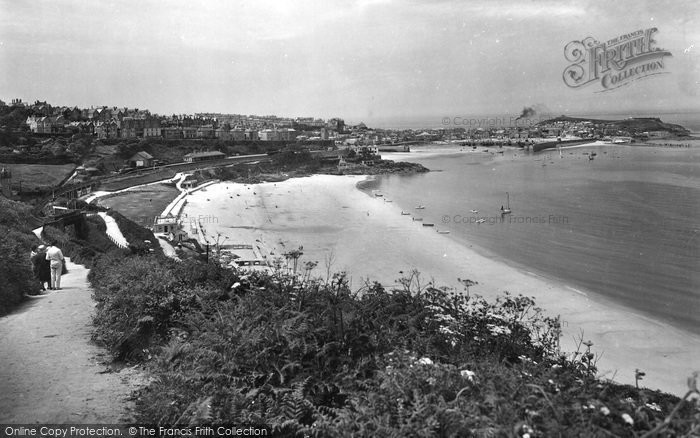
[45,241,65,290]
[31,245,51,291]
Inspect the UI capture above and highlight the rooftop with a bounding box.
[183,151,226,158]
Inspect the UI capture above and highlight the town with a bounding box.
[3,99,691,155]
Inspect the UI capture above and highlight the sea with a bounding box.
[372,142,700,336]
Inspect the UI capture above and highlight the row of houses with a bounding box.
[162,126,261,141]
[25,115,330,143]
[25,115,162,138]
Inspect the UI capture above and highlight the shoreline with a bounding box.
[180,173,700,397]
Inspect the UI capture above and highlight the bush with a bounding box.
[0,196,41,231]
[88,254,700,435]
[0,197,43,312]
[0,226,42,312]
[89,254,236,360]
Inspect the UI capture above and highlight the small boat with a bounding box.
[437,230,450,234]
[375,193,384,197]
[422,223,435,227]
[413,217,423,221]
[401,211,411,215]
[384,200,392,203]
[500,192,512,215]
[470,209,479,214]
[588,155,594,161]
[415,205,426,209]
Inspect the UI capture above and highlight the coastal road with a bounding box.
[0,259,144,423]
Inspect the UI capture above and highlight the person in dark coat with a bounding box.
[31,245,51,291]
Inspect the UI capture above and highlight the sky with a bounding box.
[1,0,699,127]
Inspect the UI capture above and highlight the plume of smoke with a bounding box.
[516,107,537,120]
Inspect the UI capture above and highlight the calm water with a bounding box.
[376,145,700,334]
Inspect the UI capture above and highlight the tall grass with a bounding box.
[88,254,700,436]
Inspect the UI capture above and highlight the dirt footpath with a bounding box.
[0,259,145,423]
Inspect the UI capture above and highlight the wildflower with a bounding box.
[417,357,433,366]
[525,409,539,418]
[645,402,661,412]
[460,369,476,382]
[487,324,511,336]
[547,379,555,385]
[600,406,610,416]
[438,326,455,335]
[621,413,634,425]
[551,364,562,369]
[231,282,241,289]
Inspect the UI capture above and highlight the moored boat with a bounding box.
[500,192,512,215]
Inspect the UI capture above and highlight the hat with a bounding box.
[37,245,46,251]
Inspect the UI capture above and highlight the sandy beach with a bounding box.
[180,174,700,396]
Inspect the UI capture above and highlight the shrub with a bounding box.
[0,226,42,312]
[89,254,236,360]
[0,197,43,312]
[0,196,41,231]
[89,257,700,435]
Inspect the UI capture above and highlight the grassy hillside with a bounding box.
[88,252,700,436]
[538,116,690,136]
[0,163,76,189]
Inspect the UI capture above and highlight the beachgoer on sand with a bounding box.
[45,241,65,290]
